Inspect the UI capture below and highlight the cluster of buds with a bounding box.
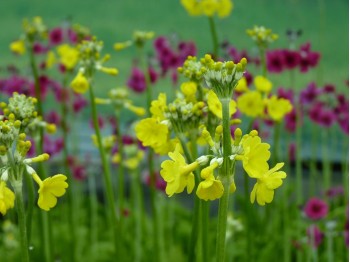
[246,26,278,49]
[177,56,207,81]
[70,38,118,94]
[95,88,145,116]
[114,30,154,51]
[201,54,247,98]
[0,94,67,215]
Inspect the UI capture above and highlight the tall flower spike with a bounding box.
[160,144,197,197]
[32,173,68,211]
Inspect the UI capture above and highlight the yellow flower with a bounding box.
[70,72,89,94]
[113,41,132,51]
[254,76,272,93]
[135,118,168,148]
[196,161,224,201]
[153,138,178,155]
[180,0,202,16]
[150,93,167,121]
[57,44,79,70]
[46,51,56,69]
[0,181,15,216]
[207,90,236,119]
[10,40,26,55]
[181,82,197,102]
[250,163,287,206]
[125,103,145,116]
[91,135,116,152]
[32,174,68,211]
[267,96,293,121]
[239,134,271,178]
[217,0,233,18]
[237,91,264,118]
[160,145,197,196]
[201,0,218,17]
[235,77,248,93]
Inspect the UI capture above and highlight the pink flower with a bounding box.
[45,111,61,126]
[300,82,321,105]
[267,50,284,73]
[49,27,63,45]
[325,186,344,198]
[282,50,301,69]
[127,67,146,93]
[72,94,88,113]
[307,225,324,247]
[304,197,329,220]
[288,143,296,162]
[144,172,166,192]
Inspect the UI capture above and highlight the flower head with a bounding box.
[135,118,168,148]
[254,76,272,93]
[160,145,197,196]
[196,161,224,201]
[0,181,15,215]
[267,96,293,121]
[304,197,329,220]
[70,71,89,94]
[237,91,264,118]
[10,40,26,55]
[250,163,287,205]
[32,173,68,211]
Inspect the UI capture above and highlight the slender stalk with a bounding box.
[13,180,30,262]
[88,82,120,254]
[309,124,318,196]
[208,17,219,58]
[24,171,34,243]
[322,129,331,191]
[60,76,77,261]
[132,169,143,262]
[115,112,125,226]
[272,122,281,164]
[259,48,267,77]
[216,98,233,262]
[88,173,98,249]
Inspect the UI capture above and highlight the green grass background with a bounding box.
[0,0,348,97]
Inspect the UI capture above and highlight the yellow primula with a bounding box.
[254,76,272,93]
[267,96,293,121]
[207,90,236,119]
[135,118,168,148]
[196,161,224,201]
[181,82,197,102]
[32,173,68,211]
[153,137,179,155]
[150,93,167,121]
[70,71,89,94]
[250,163,287,206]
[181,0,233,18]
[57,44,79,70]
[160,145,197,197]
[10,40,26,55]
[217,0,233,18]
[235,77,248,93]
[0,181,15,216]
[237,133,271,178]
[46,51,56,69]
[237,91,264,118]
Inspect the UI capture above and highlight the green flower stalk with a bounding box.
[70,38,120,254]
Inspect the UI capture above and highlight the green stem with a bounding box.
[208,16,219,58]
[342,135,349,204]
[216,98,233,262]
[322,129,331,191]
[259,48,267,77]
[310,125,318,196]
[24,171,34,243]
[132,169,142,262]
[115,112,125,225]
[244,173,253,261]
[88,174,98,249]
[60,76,77,261]
[272,122,281,165]
[13,180,30,262]
[88,81,120,254]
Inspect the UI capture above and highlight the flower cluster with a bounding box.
[246,26,278,49]
[181,0,233,18]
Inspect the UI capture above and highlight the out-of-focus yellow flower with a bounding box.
[10,40,26,55]
[0,181,15,216]
[207,90,236,119]
[113,41,132,51]
[57,44,79,70]
[160,145,197,196]
[267,96,293,121]
[70,71,89,94]
[181,0,233,18]
[153,138,178,155]
[235,77,248,93]
[254,76,272,93]
[46,51,56,69]
[238,134,271,178]
[98,66,119,76]
[135,118,168,148]
[181,82,197,102]
[196,161,224,201]
[32,173,68,211]
[91,135,116,152]
[237,91,264,118]
[150,93,167,121]
[250,163,287,205]
[217,0,233,18]
[125,103,145,116]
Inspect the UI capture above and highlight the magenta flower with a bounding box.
[127,67,146,93]
[45,111,61,126]
[285,108,298,133]
[282,50,301,69]
[304,197,329,220]
[318,108,336,127]
[43,135,64,157]
[307,225,324,247]
[72,94,88,113]
[300,82,321,105]
[325,186,344,198]
[277,87,294,101]
[49,27,64,45]
[323,84,335,94]
[33,42,47,54]
[288,143,296,162]
[267,50,284,73]
[144,172,166,192]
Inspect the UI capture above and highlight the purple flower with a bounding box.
[267,50,284,73]
[282,50,301,69]
[318,109,336,127]
[323,84,335,94]
[288,143,296,162]
[277,87,294,102]
[49,28,63,45]
[45,111,61,126]
[68,28,78,44]
[307,225,324,247]
[325,186,344,198]
[144,172,166,192]
[300,82,321,104]
[33,42,47,54]
[304,197,329,220]
[72,95,88,113]
[43,135,64,157]
[285,108,298,133]
[127,67,146,93]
